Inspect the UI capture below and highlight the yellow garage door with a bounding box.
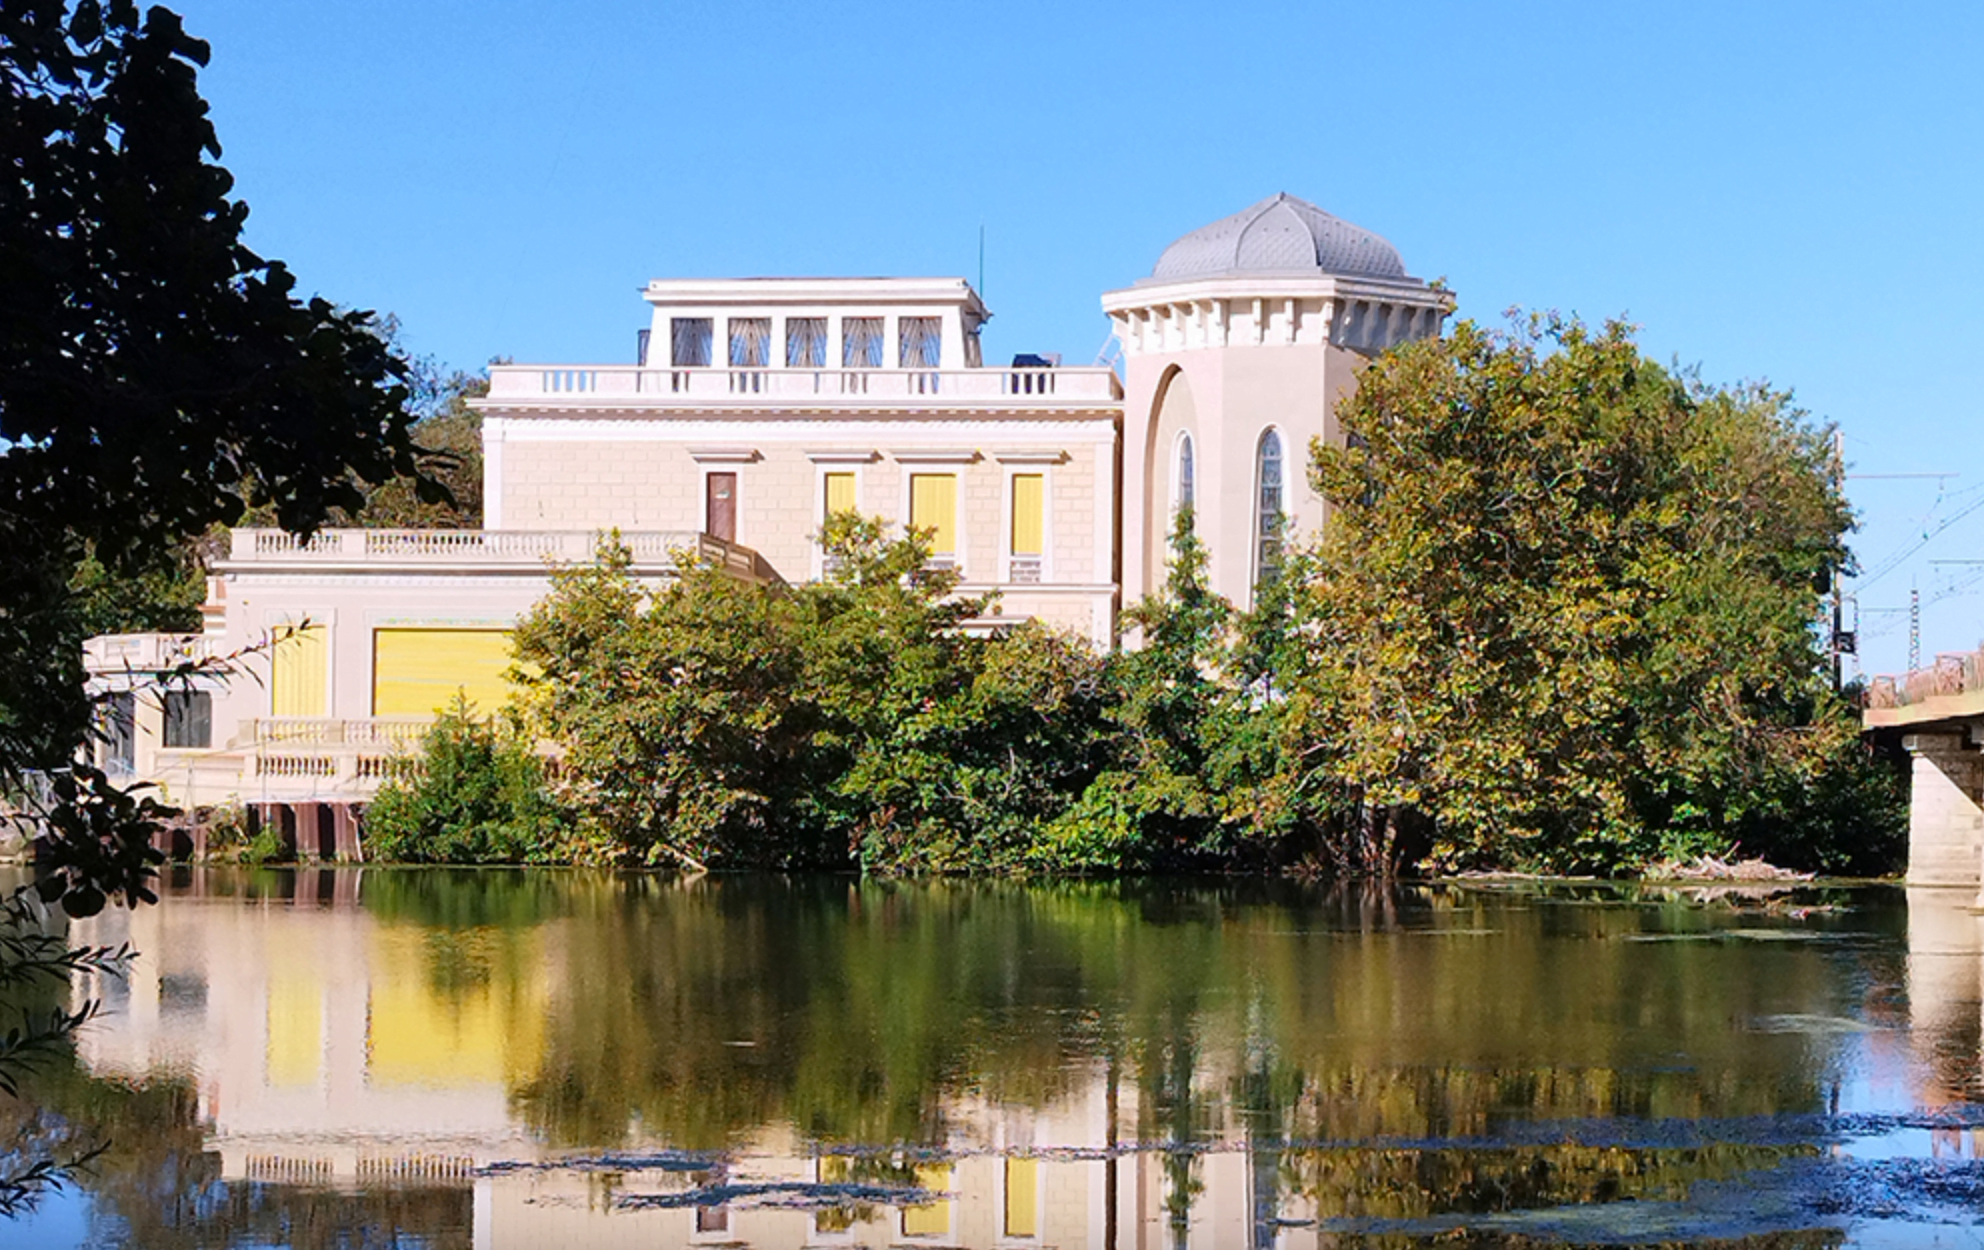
[371,629,515,717]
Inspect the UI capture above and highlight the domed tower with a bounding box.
[1103,193,1453,609]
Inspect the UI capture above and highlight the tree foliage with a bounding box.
[512,518,1112,872]
[1286,314,1898,874]
[499,348,1902,880]
[0,0,431,1211]
[361,699,562,864]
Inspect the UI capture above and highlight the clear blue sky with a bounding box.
[170,0,1981,676]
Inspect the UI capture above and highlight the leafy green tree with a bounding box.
[1286,313,1897,875]
[1046,511,1230,869]
[512,537,831,869]
[361,699,565,864]
[513,517,1112,872]
[0,0,428,1209]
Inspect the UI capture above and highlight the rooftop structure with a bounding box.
[1146,192,1409,284]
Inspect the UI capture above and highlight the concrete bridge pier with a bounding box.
[1904,730,1984,902]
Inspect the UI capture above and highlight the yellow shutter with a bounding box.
[1004,1157,1039,1237]
[1011,473,1044,557]
[910,473,957,556]
[371,629,515,717]
[271,624,327,718]
[824,471,857,518]
[901,1163,952,1237]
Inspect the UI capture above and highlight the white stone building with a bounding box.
[82,193,1451,833]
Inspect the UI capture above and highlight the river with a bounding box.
[6,869,1984,1247]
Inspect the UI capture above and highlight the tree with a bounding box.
[361,698,562,864]
[1284,313,1897,875]
[512,517,1113,872]
[1,0,426,1211]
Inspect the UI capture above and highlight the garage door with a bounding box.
[371,629,515,717]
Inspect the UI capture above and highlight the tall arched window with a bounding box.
[1173,432,1196,526]
[1254,428,1285,587]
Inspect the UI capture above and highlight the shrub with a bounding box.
[361,700,564,864]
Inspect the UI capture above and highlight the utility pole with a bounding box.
[1910,584,1921,672]
[1830,431,1845,690]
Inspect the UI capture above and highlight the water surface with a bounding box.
[11,870,1984,1247]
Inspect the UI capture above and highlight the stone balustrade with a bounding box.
[485,364,1123,404]
[82,631,222,672]
[224,528,780,582]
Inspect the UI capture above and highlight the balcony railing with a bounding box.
[234,717,433,750]
[224,529,780,583]
[83,632,223,672]
[487,365,1123,404]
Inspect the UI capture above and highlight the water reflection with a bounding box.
[16,871,1984,1245]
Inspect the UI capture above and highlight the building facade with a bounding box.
[81,193,1450,824]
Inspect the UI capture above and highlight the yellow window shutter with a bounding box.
[910,473,957,555]
[271,624,327,718]
[824,471,856,518]
[1011,473,1044,557]
[371,629,515,717]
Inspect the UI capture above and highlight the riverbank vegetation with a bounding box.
[370,316,1904,878]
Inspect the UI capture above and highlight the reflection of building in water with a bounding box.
[72,869,547,1187]
[75,876,1907,1248]
[64,872,1305,1247]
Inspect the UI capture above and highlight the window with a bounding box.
[671,317,713,366]
[899,316,942,368]
[1255,428,1285,588]
[1009,473,1044,583]
[786,317,827,367]
[727,317,769,367]
[824,471,857,520]
[909,473,958,561]
[163,690,212,749]
[842,317,883,368]
[1175,432,1196,517]
[100,692,135,774]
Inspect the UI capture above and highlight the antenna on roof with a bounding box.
[978,224,986,299]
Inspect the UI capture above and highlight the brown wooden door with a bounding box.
[706,472,737,542]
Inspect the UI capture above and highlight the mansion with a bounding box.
[84,193,1452,838]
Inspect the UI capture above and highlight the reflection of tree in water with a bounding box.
[501,876,1865,1153]
[1315,1231,1844,1249]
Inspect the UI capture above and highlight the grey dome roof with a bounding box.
[1149,193,1407,283]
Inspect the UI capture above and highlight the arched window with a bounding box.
[1254,428,1285,587]
[1173,432,1196,523]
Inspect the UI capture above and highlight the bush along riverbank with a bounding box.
[364,316,1906,879]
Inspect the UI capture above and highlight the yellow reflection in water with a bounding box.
[364,926,542,1089]
[1004,1156,1038,1238]
[901,1162,951,1237]
[265,964,322,1088]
